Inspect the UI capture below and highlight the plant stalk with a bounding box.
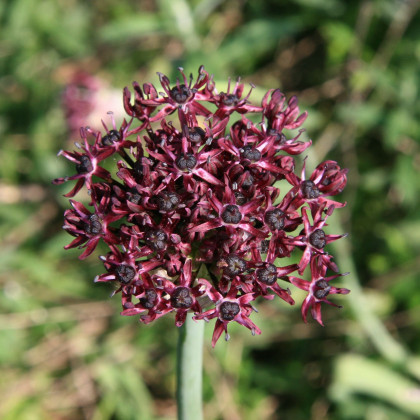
[177,312,204,420]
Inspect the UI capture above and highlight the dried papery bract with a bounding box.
[55,66,349,346]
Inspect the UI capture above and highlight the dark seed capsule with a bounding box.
[85,214,102,235]
[309,229,326,249]
[234,191,246,206]
[241,145,261,162]
[133,160,144,178]
[314,279,331,299]
[322,177,332,186]
[170,84,191,104]
[264,208,285,230]
[219,301,240,321]
[222,93,239,107]
[241,173,254,190]
[76,155,93,174]
[101,130,121,146]
[188,127,206,144]
[253,219,264,229]
[140,288,158,309]
[157,191,180,212]
[301,180,320,199]
[115,264,135,284]
[267,129,287,144]
[128,191,141,205]
[260,240,269,254]
[221,205,242,224]
[145,229,167,251]
[171,287,193,309]
[256,263,277,285]
[223,254,247,277]
[176,153,197,170]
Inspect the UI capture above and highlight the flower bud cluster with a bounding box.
[54,66,349,346]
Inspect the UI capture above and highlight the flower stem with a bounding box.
[177,312,204,420]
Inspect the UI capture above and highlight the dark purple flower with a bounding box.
[286,159,348,215]
[211,77,262,120]
[63,193,121,259]
[194,279,261,347]
[123,66,213,124]
[262,89,308,131]
[289,204,347,274]
[289,256,350,325]
[52,128,113,197]
[120,271,171,322]
[158,259,204,327]
[55,65,349,345]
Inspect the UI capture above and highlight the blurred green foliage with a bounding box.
[1,0,420,419]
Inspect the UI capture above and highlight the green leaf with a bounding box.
[217,18,302,72]
[321,22,355,65]
[336,102,382,129]
[98,15,163,42]
[331,354,420,417]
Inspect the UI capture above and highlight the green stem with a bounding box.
[177,312,204,420]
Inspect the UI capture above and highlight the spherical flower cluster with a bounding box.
[54,66,350,347]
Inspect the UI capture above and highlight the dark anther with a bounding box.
[188,127,206,144]
[314,279,331,299]
[176,153,197,171]
[221,205,242,224]
[322,177,332,186]
[145,229,167,251]
[171,287,193,309]
[76,155,93,174]
[234,191,246,206]
[133,160,144,178]
[140,288,158,309]
[223,254,247,277]
[242,173,254,190]
[264,208,285,230]
[157,191,180,212]
[256,263,277,285]
[309,229,326,249]
[267,129,287,144]
[101,130,121,146]
[170,84,191,104]
[221,93,239,107]
[260,240,269,254]
[115,264,135,284]
[253,219,264,229]
[219,301,240,321]
[149,129,167,144]
[301,180,320,199]
[128,191,141,204]
[85,214,102,235]
[240,146,261,162]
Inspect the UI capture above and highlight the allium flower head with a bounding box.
[55,66,349,346]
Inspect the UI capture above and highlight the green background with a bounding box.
[1,0,420,419]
